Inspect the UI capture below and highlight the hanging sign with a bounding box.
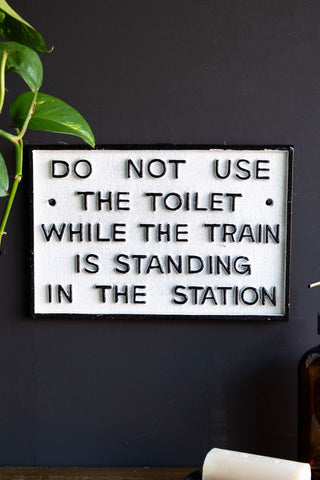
[30,145,293,319]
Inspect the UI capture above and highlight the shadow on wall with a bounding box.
[224,361,295,459]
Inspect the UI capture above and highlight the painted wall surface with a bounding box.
[0,0,318,467]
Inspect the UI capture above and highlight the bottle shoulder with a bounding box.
[300,344,320,367]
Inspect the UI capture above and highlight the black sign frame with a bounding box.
[28,144,293,321]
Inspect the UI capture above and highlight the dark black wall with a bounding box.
[0,0,318,467]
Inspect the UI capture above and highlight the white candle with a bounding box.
[202,448,311,480]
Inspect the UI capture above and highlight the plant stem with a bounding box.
[15,91,38,140]
[0,128,18,143]
[0,91,38,144]
[0,90,37,250]
[0,140,23,249]
[0,50,8,114]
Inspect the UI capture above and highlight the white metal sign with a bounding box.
[30,146,292,319]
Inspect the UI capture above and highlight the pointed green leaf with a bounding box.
[10,92,95,147]
[0,41,42,91]
[0,0,51,52]
[0,152,8,197]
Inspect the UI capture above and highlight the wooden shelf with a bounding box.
[0,467,197,480]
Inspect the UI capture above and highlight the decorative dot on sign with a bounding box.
[48,198,56,206]
[266,198,273,206]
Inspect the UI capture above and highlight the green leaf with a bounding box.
[0,0,51,52]
[10,92,95,147]
[0,41,42,91]
[0,152,8,197]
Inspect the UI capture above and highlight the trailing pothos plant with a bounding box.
[0,0,95,250]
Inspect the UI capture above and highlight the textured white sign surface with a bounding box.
[31,147,292,318]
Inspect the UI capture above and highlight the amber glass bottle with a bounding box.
[298,314,320,472]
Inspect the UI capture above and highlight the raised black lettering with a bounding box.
[97,191,112,210]
[265,224,280,243]
[256,160,270,179]
[214,159,231,179]
[73,159,92,178]
[126,159,143,178]
[203,223,220,242]
[115,254,130,273]
[75,191,94,210]
[114,285,129,303]
[84,254,99,273]
[147,159,166,178]
[172,285,188,304]
[57,284,73,303]
[225,193,242,211]
[223,224,236,242]
[240,287,259,305]
[216,286,232,305]
[95,285,112,303]
[233,256,251,275]
[51,160,69,178]
[139,223,155,242]
[133,285,147,304]
[168,159,186,179]
[238,224,255,242]
[261,286,276,306]
[68,223,83,242]
[200,287,217,305]
[236,159,251,179]
[216,256,231,274]
[113,223,126,242]
[41,223,66,241]
[166,256,182,273]
[145,192,162,211]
